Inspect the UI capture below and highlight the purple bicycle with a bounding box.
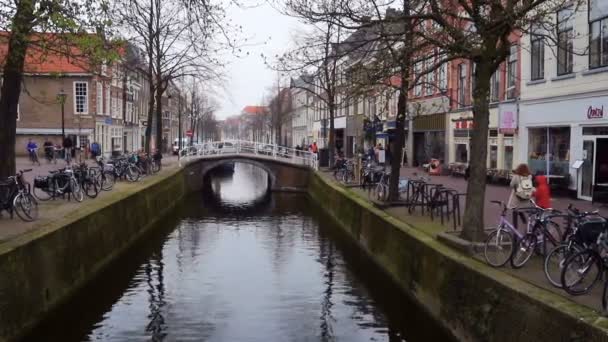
[483,200,550,267]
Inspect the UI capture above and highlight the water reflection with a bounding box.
[24,163,453,342]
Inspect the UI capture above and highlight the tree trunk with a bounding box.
[328,103,335,168]
[0,2,35,179]
[144,85,154,153]
[461,61,493,242]
[155,83,163,153]
[389,86,408,201]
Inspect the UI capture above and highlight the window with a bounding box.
[427,59,435,95]
[504,145,514,171]
[105,85,111,116]
[96,82,103,115]
[489,145,498,169]
[414,62,422,97]
[438,63,447,91]
[506,45,517,99]
[528,127,571,176]
[490,70,500,102]
[458,63,467,107]
[589,0,608,68]
[557,8,574,75]
[530,35,545,80]
[73,82,88,114]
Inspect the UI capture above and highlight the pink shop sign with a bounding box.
[587,105,604,119]
[499,103,518,134]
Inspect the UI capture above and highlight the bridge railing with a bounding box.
[178,140,318,170]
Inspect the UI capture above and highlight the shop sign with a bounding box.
[454,120,473,129]
[499,103,517,134]
[104,118,112,125]
[587,105,604,119]
[504,138,514,147]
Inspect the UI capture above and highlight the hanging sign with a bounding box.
[499,103,518,134]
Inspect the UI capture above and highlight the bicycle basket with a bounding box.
[33,176,50,189]
[576,217,608,244]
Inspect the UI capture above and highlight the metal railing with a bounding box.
[178,140,318,170]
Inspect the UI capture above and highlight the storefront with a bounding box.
[519,96,608,199]
[447,104,517,171]
[412,113,446,166]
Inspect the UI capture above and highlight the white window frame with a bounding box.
[96,81,103,115]
[73,81,89,115]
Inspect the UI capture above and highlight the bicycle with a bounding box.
[559,216,608,295]
[33,166,84,202]
[0,169,38,222]
[74,163,100,198]
[483,201,542,267]
[94,156,117,191]
[28,148,40,166]
[543,205,602,287]
[510,200,563,269]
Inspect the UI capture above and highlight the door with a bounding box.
[580,140,595,199]
[595,139,608,184]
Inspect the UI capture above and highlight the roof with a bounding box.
[0,32,111,74]
[242,106,268,115]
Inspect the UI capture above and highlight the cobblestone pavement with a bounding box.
[324,168,608,314]
[0,155,179,242]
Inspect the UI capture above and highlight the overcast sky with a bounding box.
[215,2,305,120]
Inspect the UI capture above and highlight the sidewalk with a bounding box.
[0,155,179,243]
[322,167,608,314]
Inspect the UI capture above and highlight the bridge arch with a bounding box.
[200,158,277,190]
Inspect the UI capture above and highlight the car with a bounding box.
[219,141,237,154]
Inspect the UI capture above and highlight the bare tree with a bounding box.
[114,0,231,153]
[0,1,115,178]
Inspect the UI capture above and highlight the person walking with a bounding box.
[63,136,73,164]
[508,163,535,227]
[91,141,101,159]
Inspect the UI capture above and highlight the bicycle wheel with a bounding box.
[13,193,38,222]
[544,243,583,288]
[101,171,115,191]
[70,179,84,202]
[33,185,53,201]
[126,166,140,182]
[561,249,603,295]
[483,228,514,267]
[83,179,99,199]
[510,233,537,269]
[151,160,160,173]
[334,169,343,182]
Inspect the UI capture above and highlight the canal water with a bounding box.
[26,163,452,341]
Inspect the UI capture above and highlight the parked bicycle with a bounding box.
[0,169,38,222]
[33,166,84,202]
[95,156,117,191]
[74,163,101,198]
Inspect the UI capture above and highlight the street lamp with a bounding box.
[57,89,67,139]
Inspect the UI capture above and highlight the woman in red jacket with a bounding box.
[533,175,552,209]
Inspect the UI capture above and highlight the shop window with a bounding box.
[504,146,514,171]
[489,145,498,169]
[557,8,574,75]
[583,126,608,135]
[589,0,608,68]
[528,127,571,176]
[456,144,468,163]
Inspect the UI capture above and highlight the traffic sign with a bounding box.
[186,130,193,137]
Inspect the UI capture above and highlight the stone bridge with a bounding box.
[184,154,313,192]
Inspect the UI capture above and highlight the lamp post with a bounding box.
[57,89,67,139]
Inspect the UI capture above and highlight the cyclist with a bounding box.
[43,138,54,162]
[26,139,40,165]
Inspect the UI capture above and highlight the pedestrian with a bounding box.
[508,163,535,208]
[153,148,163,171]
[26,138,40,165]
[508,163,535,227]
[91,141,101,159]
[312,141,318,154]
[63,136,73,163]
[464,165,470,180]
[533,175,552,209]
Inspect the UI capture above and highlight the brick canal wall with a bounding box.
[307,172,608,341]
[0,160,208,342]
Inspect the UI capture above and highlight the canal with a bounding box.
[26,163,452,341]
